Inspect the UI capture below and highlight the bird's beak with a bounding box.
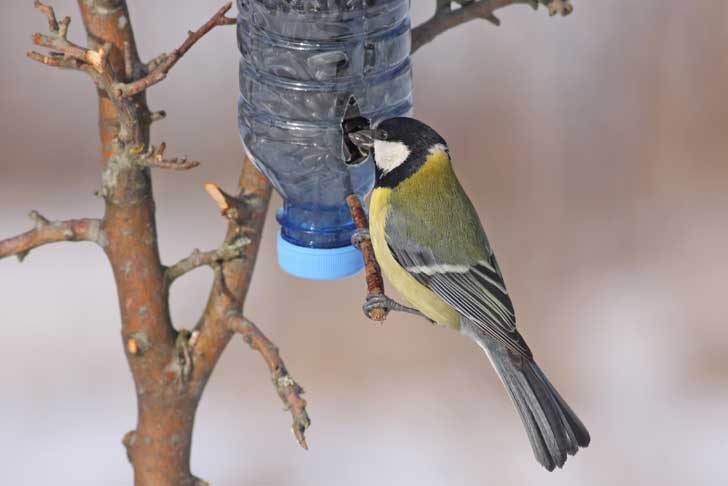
[347,129,375,152]
[340,96,372,166]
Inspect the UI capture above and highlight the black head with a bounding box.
[348,117,448,188]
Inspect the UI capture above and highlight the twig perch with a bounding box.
[346,194,387,321]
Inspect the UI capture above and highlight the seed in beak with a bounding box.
[348,130,375,151]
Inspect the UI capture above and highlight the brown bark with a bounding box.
[76,0,147,159]
[192,162,273,388]
[73,2,188,484]
[346,194,387,321]
[0,211,102,261]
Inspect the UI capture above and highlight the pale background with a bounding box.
[2,1,728,485]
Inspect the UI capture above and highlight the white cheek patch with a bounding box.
[374,140,411,174]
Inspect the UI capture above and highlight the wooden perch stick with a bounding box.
[346,194,387,321]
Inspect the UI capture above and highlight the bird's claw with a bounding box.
[362,293,391,318]
[351,228,370,249]
[362,293,432,322]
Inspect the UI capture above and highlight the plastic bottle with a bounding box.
[236,0,413,280]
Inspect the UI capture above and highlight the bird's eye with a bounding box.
[374,128,389,141]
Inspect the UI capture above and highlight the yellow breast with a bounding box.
[369,187,461,329]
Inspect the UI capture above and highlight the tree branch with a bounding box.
[28,1,111,74]
[411,0,573,53]
[114,1,236,98]
[227,313,311,450]
[138,142,200,171]
[204,181,267,232]
[166,237,250,284]
[31,1,228,155]
[28,0,95,68]
[0,211,103,261]
[191,160,314,448]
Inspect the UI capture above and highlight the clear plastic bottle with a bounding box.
[236,0,413,280]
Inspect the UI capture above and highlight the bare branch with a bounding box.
[26,50,83,70]
[30,32,87,66]
[227,313,311,450]
[115,2,236,98]
[34,1,58,31]
[28,2,110,74]
[0,211,103,261]
[166,236,250,283]
[204,181,267,229]
[412,0,573,53]
[204,182,238,213]
[346,194,387,321]
[138,142,200,171]
[144,157,200,170]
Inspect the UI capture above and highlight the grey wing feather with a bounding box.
[384,206,532,358]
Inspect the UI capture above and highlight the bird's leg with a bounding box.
[363,293,435,323]
[350,228,370,249]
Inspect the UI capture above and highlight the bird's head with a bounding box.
[347,117,448,187]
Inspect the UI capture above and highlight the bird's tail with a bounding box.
[462,320,590,471]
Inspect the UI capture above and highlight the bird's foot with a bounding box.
[351,228,370,249]
[362,293,434,323]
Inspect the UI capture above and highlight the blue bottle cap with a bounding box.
[277,232,364,280]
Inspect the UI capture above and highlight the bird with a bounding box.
[347,117,590,470]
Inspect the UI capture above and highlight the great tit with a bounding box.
[348,117,590,471]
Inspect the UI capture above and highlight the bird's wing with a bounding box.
[385,196,532,358]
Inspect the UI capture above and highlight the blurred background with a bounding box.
[2,1,728,485]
